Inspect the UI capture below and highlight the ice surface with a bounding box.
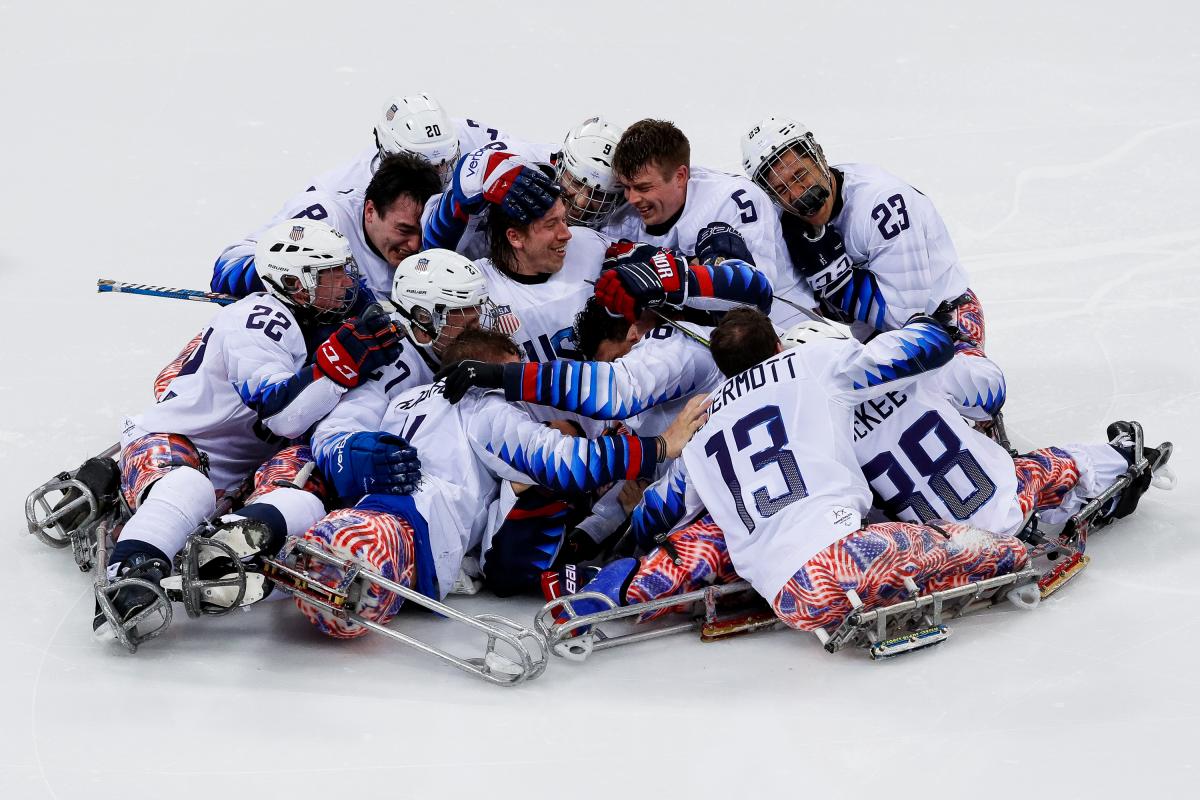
[3,1,1198,797]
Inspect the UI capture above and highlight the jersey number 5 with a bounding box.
[731,189,758,224]
[704,404,807,533]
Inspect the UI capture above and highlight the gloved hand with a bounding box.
[789,224,852,299]
[434,359,505,403]
[594,247,690,323]
[462,151,560,223]
[316,313,402,388]
[602,239,640,271]
[326,432,421,499]
[695,221,754,265]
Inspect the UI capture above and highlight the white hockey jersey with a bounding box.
[475,226,608,364]
[124,294,345,492]
[216,187,395,297]
[824,162,971,336]
[602,166,814,325]
[379,385,661,598]
[304,117,515,195]
[851,371,1023,536]
[632,321,955,602]
[309,334,439,465]
[503,320,720,437]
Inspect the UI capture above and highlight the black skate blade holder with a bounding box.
[25,443,121,572]
[533,579,773,662]
[815,568,1041,660]
[264,537,548,687]
[1057,424,1175,552]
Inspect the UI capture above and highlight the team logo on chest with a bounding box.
[491,304,522,335]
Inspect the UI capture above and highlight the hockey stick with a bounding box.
[97,278,239,306]
[97,278,403,317]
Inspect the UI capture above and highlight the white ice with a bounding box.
[3,1,1198,797]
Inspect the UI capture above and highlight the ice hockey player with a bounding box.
[602,119,813,325]
[286,329,710,638]
[93,219,418,644]
[212,153,442,298]
[566,308,1030,634]
[741,116,986,357]
[305,93,511,193]
[310,248,496,504]
[779,319,1169,550]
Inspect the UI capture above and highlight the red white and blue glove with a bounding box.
[594,247,690,323]
[315,313,402,389]
[459,151,559,223]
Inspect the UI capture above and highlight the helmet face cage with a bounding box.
[555,161,623,228]
[754,133,833,218]
[407,298,497,358]
[299,255,360,322]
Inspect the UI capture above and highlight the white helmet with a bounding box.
[374,94,460,186]
[555,116,625,228]
[391,249,495,357]
[741,116,832,218]
[780,318,848,349]
[255,219,359,321]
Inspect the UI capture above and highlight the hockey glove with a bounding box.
[594,247,690,323]
[790,224,852,299]
[601,239,639,271]
[435,359,505,403]
[325,432,422,500]
[695,221,755,266]
[316,313,402,389]
[477,152,560,223]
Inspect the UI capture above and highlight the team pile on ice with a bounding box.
[26,93,1176,681]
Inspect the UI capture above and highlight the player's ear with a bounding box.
[673,164,689,187]
[505,226,524,253]
[364,199,378,224]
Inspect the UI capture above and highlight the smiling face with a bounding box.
[507,199,573,275]
[619,162,688,227]
[363,195,424,266]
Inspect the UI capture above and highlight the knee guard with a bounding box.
[922,522,1028,591]
[245,444,329,505]
[294,508,415,639]
[119,433,206,510]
